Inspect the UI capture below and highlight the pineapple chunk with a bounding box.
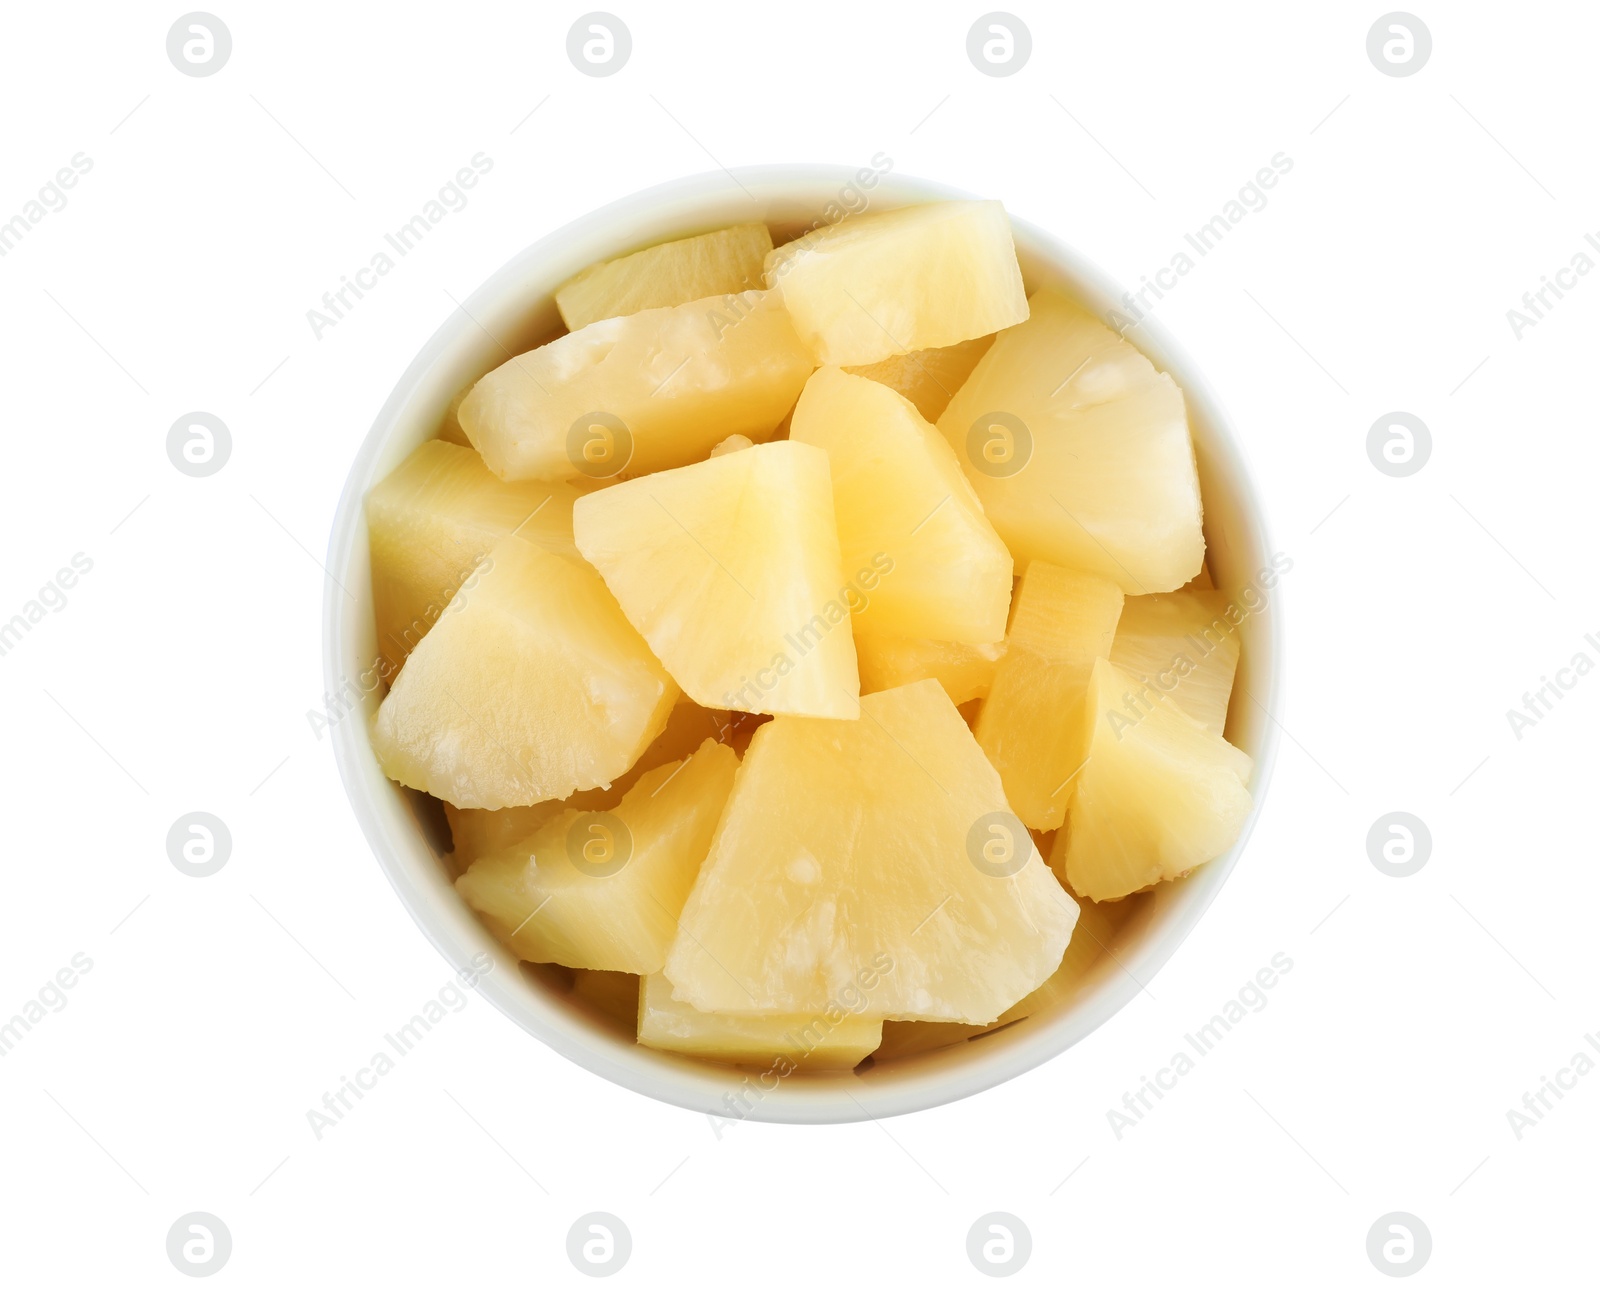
[554,223,773,330]
[366,441,581,676]
[573,441,860,718]
[458,289,814,482]
[1110,589,1240,736]
[456,740,738,973]
[856,634,1004,706]
[445,701,738,864]
[637,974,880,1070]
[372,538,677,808]
[765,201,1028,366]
[976,563,1124,830]
[938,287,1204,593]
[789,367,1012,642]
[1053,658,1253,901]
[663,680,1078,1023]
[844,335,994,421]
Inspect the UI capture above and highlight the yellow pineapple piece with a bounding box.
[1053,658,1253,901]
[456,740,738,973]
[366,440,581,676]
[573,441,860,718]
[444,701,737,864]
[938,287,1203,593]
[856,634,1004,706]
[554,223,773,330]
[975,562,1124,830]
[458,290,814,482]
[844,335,994,421]
[789,367,1012,642]
[663,680,1078,1023]
[765,201,1028,366]
[372,538,677,808]
[1110,588,1240,736]
[637,974,880,1070]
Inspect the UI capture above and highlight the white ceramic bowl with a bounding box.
[324,165,1282,1123]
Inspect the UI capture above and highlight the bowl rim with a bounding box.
[323,163,1283,1124]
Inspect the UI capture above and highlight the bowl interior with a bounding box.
[324,166,1280,1123]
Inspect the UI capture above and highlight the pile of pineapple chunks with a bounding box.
[366,200,1254,1073]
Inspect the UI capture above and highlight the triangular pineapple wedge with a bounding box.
[1053,658,1253,901]
[938,286,1204,593]
[663,679,1078,1023]
[765,200,1028,366]
[789,366,1012,643]
[573,440,860,718]
[554,223,773,330]
[458,289,813,481]
[371,537,677,808]
[1110,588,1240,736]
[456,739,738,973]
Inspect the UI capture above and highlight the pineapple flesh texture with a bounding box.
[573,441,860,719]
[554,223,774,331]
[856,634,1004,707]
[976,562,1124,831]
[938,286,1204,593]
[1053,658,1253,901]
[366,440,581,677]
[663,679,1078,1024]
[371,537,677,809]
[844,335,994,421]
[456,740,738,973]
[1110,588,1240,737]
[765,201,1029,367]
[444,701,738,865]
[637,973,881,1070]
[458,289,814,482]
[789,366,1012,643]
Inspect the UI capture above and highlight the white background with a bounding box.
[2,0,1595,1283]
